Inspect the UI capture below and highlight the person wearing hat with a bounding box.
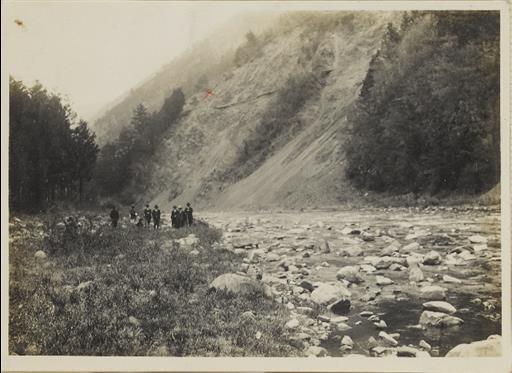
[171,205,178,228]
[143,204,152,227]
[152,205,161,230]
[184,202,194,226]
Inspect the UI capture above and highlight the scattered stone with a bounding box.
[210,273,268,297]
[285,319,300,329]
[389,263,405,271]
[321,240,331,253]
[419,311,463,327]
[360,311,374,317]
[331,316,349,323]
[397,346,428,357]
[296,306,314,316]
[328,298,351,315]
[401,242,420,252]
[376,276,394,286]
[368,336,379,349]
[473,244,487,252]
[311,283,351,305]
[339,247,363,257]
[333,322,352,332]
[34,250,47,259]
[318,315,331,323]
[128,316,140,327]
[423,251,441,265]
[298,280,315,292]
[341,335,354,348]
[286,302,295,310]
[442,274,462,284]
[422,301,457,314]
[445,335,500,357]
[305,346,328,357]
[255,331,262,340]
[336,266,363,284]
[360,264,377,273]
[374,320,387,329]
[459,250,476,261]
[76,280,93,291]
[378,331,398,346]
[419,340,432,351]
[468,235,488,244]
[419,285,447,300]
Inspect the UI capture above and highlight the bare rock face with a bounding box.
[210,273,269,297]
[419,310,463,327]
[445,335,501,357]
[311,283,351,305]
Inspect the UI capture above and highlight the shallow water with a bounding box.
[202,207,501,356]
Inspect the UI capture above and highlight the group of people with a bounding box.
[109,203,193,230]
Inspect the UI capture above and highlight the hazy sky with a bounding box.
[4,2,259,121]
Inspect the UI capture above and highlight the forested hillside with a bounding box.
[90,11,500,209]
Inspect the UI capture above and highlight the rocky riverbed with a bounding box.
[202,206,502,357]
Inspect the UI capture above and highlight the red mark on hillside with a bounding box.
[205,89,214,99]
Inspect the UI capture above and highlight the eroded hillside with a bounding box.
[146,12,398,210]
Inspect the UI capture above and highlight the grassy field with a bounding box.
[8,213,297,356]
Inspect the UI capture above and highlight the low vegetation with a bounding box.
[9,215,297,356]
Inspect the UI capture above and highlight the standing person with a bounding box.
[152,205,161,230]
[144,204,152,227]
[171,206,178,228]
[129,205,137,224]
[110,206,119,228]
[185,202,194,226]
[177,206,184,228]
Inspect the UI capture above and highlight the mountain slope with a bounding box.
[140,12,399,210]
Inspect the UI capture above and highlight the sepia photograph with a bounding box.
[1,1,510,371]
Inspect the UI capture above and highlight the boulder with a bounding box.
[419,311,463,327]
[305,346,328,357]
[397,346,430,357]
[336,266,363,284]
[328,298,351,315]
[378,331,398,346]
[419,340,432,351]
[360,264,377,273]
[422,301,457,314]
[311,283,351,305]
[423,251,441,265]
[376,275,394,286]
[339,247,363,257]
[298,280,315,292]
[210,273,268,297]
[445,335,501,357]
[419,285,447,300]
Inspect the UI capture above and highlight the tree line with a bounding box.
[346,11,500,195]
[93,88,185,204]
[9,78,99,212]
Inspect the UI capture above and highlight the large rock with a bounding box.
[419,311,463,327]
[304,346,328,357]
[210,273,268,297]
[468,235,488,244]
[378,331,398,346]
[422,301,457,314]
[445,335,501,357]
[419,285,447,300]
[376,275,394,286]
[423,251,441,265]
[409,264,424,282]
[336,266,363,284]
[327,298,351,315]
[311,283,351,305]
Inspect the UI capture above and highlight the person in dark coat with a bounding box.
[177,206,184,228]
[110,206,119,228]
[143,204,152,227]
[152,205,161,230]
[171,206,178,228]
[184,202,194,226]
[129,205,137,224]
